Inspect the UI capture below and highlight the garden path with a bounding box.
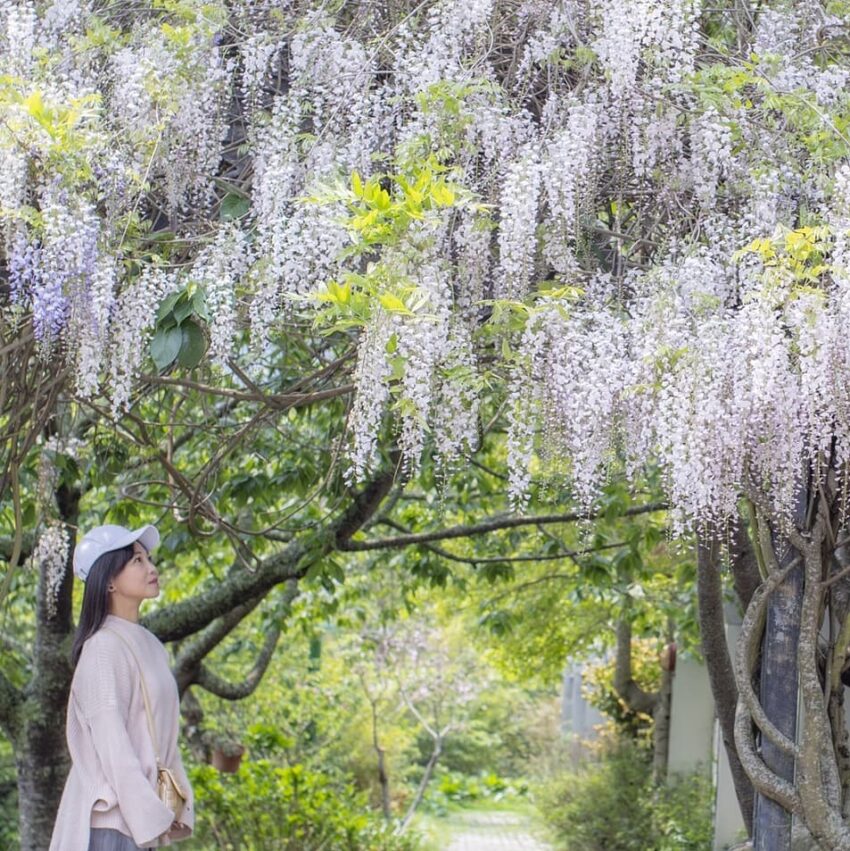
[444,809,553,851]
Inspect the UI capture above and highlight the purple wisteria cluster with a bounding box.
[2,0,850,533]
[10,187,101,349]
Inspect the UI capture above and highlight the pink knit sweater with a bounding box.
[50,615,195,850]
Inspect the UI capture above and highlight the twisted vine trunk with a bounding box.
[734,483,850,851]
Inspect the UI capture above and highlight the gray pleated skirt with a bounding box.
[88,827,153,850]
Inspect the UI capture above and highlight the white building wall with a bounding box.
[668,657,715,776]
[560,664,605,737]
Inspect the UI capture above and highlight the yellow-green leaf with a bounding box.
[379,293,412,314]
[431,182,455,206]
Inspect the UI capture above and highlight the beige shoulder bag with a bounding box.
[106,629,187,823]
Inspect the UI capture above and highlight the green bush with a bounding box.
[413,689,560,779]
[0,745,18,850]
[421,768,529,815]
[0,762,18,851]
[189,759,420,851]
[538,741,713,851]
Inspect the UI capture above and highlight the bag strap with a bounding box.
[104,628,163,768]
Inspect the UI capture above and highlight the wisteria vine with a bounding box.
[1,0,850,534]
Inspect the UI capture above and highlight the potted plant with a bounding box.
[206,732,245,773]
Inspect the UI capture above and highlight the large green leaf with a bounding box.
[177,320,207,368]
[220,193,251,221]
[192,288,210,322]
[150,325,183,370]
[156,291,181,325]
[173,294,194,324]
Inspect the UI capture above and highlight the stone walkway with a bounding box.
[445,810,553,851]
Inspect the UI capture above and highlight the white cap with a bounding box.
[73,524,160,582]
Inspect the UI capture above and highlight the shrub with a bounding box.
[421,768,529,815]
[538,740,712,851]
[189,759,420,851]
[0,758,18,851]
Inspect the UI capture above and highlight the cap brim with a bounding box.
[112,524,160,554]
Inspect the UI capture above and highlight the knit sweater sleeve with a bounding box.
[74,633,176,847]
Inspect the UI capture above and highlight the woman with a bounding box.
[50,524,195,850]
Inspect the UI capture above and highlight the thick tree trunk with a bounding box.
[697,535,754,836]
[613,618,658,717]
[652,663,673,783]
[613,618,669,778]
[752,528,804,851]
[16,484,78,851]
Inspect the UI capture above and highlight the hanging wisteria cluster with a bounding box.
[30,520,69,619]
[2,0,850,529]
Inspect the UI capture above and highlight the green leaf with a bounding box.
[173,294,194,323]
[22,503,36,527]
[156,291,181,324]
[326,560,345,584]
[304,561,324,581]
[317,280,351,305]
[373,187,391,210]
[431,181,455,206]
[220,193,251,222]
[150,325,183,370]
[177,321,207,368]
[192,289,210,322]
[379,293,412,314]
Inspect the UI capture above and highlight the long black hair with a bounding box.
[71,544,135,667]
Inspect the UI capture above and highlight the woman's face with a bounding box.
[111,541,160,603]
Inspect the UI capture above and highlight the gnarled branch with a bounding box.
[734,561,801,758]
[146,466,397,643]
[193,624,282,700]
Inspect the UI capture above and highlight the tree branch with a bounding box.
[734,700,803,816]
[376,517,627,567]
[172,593,267,695]
[138,378,353,409]
[339,502,667,551]
[144,539,306,644]
[734,559,801,756]
[145,466,398,643]
[193,623,282,700]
